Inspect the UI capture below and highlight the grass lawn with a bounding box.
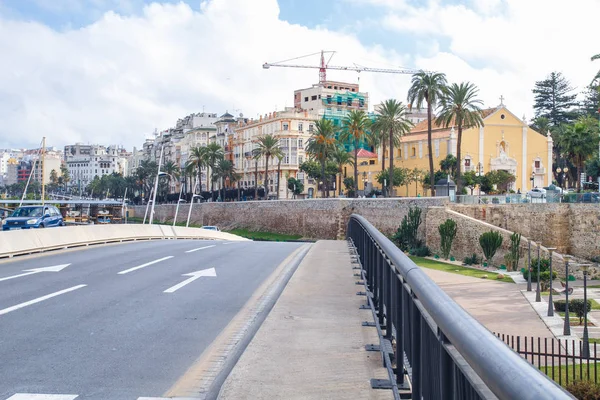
[541,363,600,386]
[223,228,303,241]
[410,257,514,283]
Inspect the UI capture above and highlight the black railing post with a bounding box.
[384,258,392,339]
[395,274,405,387]
[411,295,422,400]
[439,330,453,400]
[377,251,384,326]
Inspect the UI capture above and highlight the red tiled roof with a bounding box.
[357,148,378,158]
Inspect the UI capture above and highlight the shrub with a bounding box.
[479,231,503,266]
[566,380,600,399]
[463,253,480,266]
[392,206,422,252]
[438,219,457,259]
[506,232,521,271]
[410,246,431,257]
[522,257,551,281]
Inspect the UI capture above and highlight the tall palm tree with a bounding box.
[214,159,235,201]
[330,145,353,197]
[372,99,413,196]
[436,82,484,194]
[204,143,225,193]
[253,134,282,199]
[408,71,448,195]
[162,160,180,194]
[186,146,207,194]
[340,110,370,197]
[558,117,600,192]
[306,118,337,198]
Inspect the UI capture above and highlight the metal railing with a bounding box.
[455,193,599,205]
[347,214,573,400]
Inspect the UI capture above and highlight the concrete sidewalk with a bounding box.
[421,269,554,338]
[219,240,390,400]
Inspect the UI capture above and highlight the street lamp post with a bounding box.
[581,263,592,358]
[173,180,185,227]
[475,163,483,202]
[535,243,541,302]
[563,256,572,336]
[547,247,557,316]
[527,240,532,291]
[148,144,165,225]
[556,167,569,192]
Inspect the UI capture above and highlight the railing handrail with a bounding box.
[349,213,573,400]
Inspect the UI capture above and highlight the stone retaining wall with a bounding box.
[131,197,449,240]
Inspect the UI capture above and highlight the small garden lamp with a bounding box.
[580,263,592,358]
[535,243,541,302]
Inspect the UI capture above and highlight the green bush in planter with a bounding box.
[479,231,503,266]
[438,219,457,260]
[553,299,591,324]
[566,381,600,400]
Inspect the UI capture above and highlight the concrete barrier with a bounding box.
[0,224,248,259]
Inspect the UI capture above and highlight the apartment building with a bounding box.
[233,107,318,198]
[64,143,129,188]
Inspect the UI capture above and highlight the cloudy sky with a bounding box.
[0,0,598,150]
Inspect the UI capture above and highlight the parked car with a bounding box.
[526,188,546,198]
[1,205,64,231]
[201,225,220,231]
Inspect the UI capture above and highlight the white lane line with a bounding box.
[164,268,217,293]
[0,264,72,283]
[6,395,79,400]
[184,245,216,253]
[117,256,173,275]
[0,285,87,317]
[221,242,235,245]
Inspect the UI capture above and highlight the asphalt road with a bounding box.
[0,239,303,400]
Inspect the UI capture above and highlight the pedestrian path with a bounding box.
[218,240,391,400]
[3,395,199,400]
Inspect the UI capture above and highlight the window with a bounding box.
[283,123,289,131]
[304,97,309,102]
[318,95,321,99]
[308,124,314,132]
[336,96,342,105]
[311,95,317,101]
[535,160,540,168]
[369,160,375,165]
[465,158,471,167]
[326,95,332,104]
[347,98,352,106]
[298,123,303,132]
[359,98,365,107]
[299,156,304,164]
[298,139,303,148]
[411,147,416,157]
[398,149,401,158]
[334,86,338,89]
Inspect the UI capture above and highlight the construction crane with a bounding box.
[262,50,422,85]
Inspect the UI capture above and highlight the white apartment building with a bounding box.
[64,143,129,188]
[294,80,369,120]
[0,151,12,177]
[233,107,318,198]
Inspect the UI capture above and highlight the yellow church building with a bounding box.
[359,103,553,197]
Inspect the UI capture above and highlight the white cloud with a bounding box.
[0,0,598,150]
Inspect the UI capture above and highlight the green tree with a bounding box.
[287,177,304,198]
[340,110,370,197]
[439,154,457,177]
[343,177,355,198]
[479,231,503,266]
[162,160,180,194]
[330,145,353,197]
[438,219,457,260]
[186,146,207,194]
[529,116,552,136]
[306,118,337,198]
[532,72,578,127]
[422,170,446,194]
[136,159,158,200]
[593,53,600,85]
[49,169,58,185]
[253,134,282,199]
[376,168,407,187]
[372,99,413,196]
[436,82,484,194]
[59,164,70,191]
[213,159,235,201]
[557,117,600,191]
[205,143,225,193]
[408,71,448,195]
[462,170,480,195]
[580,84,599,122]
[586,156,600,182]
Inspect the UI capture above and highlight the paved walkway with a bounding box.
[421,269,554,339]
[219,240,390,400]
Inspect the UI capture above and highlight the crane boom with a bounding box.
[263,62,419,75]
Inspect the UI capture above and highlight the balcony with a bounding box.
[535,167,546,174]
[464,165,474,172]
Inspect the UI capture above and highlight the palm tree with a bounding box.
[162,160,180,194]
[558,117,600,192]
[436,82,484,194]
[253,134,282,199]
[408,71,448,195]
[592,54,600,85]
[306,118,337,198]
[214,159,235,201]
[186,146,207,194]
[340,110,370,197]
[204,143,225,193]
[372,99,413,196]
[330,145,353,197]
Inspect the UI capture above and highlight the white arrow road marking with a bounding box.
[0,264,71,283]
[164,267,217,293]
[118,256,173,275]
[222,242,235,245]
[7,394,79,400]
[185,245,216,253]
[0,285,86,317]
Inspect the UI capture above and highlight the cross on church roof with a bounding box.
[499,95,505,106]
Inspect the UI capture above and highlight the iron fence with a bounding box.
[496,333,600,387]
[347,213,573,400]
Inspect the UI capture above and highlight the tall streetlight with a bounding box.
[563,256,572,336]
[172,179,185,227]
[535,243,541,302]
[475,162,483,201]
[526,240,532,291]
[186,180,203,228]
[148,144,165,225]
[581,263,592,358]
[547,247,557,316]
[556,167,569,191]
